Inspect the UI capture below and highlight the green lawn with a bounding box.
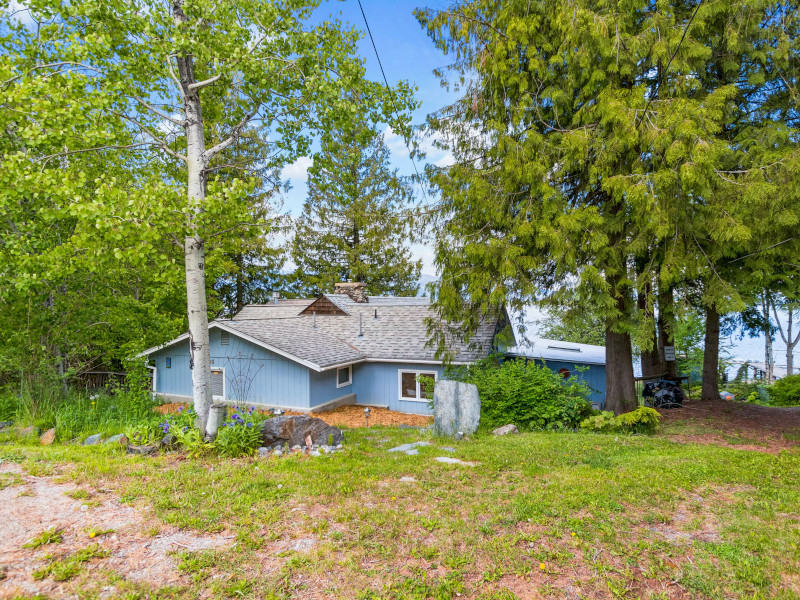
[2,427,799,600]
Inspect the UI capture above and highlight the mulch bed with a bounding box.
[154,402,432,429]
[657,397,800,452]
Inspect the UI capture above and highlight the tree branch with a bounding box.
[37,143,161,168]
[204,105,260,159]
[116,112,188,162]
[133,95,186,126]
[187,74,221,91]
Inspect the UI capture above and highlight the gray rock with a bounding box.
[309,450,321,457]
[260,415,343,448]
[454,431,464,441]
[492,424,519,436]
[433,380,480,437]
[83,433,103,445]
[420,425,434,434]
[440,446,457,453]
[161,433,177,449]
[105,433,128,445]
[398,424,415,430]
[0,420,14,430]
[399,476,415,482]
[405,448,419,456]
[435,456,477,466]
[19,425,39,438]
[126,444,158,455]
[387,441,430,453]
[291,445,301,451]
[257,447,271,457]
[291,538,315,552]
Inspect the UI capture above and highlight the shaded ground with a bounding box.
[656,396,800,452]
[155,402,433,428]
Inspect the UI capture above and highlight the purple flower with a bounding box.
[246,422,252,428]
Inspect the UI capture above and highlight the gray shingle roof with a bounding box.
[219,318,365,369]
[224,295,501,368]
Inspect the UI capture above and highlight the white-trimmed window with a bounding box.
[337,365,352,388]
[398,370,438,402]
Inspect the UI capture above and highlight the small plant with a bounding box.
[215,406,265,457]
[23,527,64,549]
[616,407,661,434]
[580,411,618,433]
[32,543,109,581]
[580,407,661,435]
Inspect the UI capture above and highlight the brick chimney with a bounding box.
[335,282,368,303]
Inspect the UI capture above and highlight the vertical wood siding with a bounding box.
[352,362,445,415]
[530,359,606,407]
[151,328,310,408]
[308,366,353,407]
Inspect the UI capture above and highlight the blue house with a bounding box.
[504,337,607,408]
[141,282,511,415]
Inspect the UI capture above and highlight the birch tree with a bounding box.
[3,1,415,434]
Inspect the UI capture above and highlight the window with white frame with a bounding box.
[336,365,352,388]
[398,370,437,401]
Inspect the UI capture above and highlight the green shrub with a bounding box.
[448,357,594,430]
[615,407,660,434]
[767,374,800,406]
[579,411,618,433]
[580,407,660,435]
[215,406,266,457]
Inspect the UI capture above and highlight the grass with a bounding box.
[23,527,65,549]
[3,426,800,599]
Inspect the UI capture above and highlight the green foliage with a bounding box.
[215,406,266,457]
[767,374,800,406]
[448,357,594,430]
[537,305,605,346]
[580,407,661,435]
[291,119,421,296]
[23,527,64,549]
[615,407,661,435]
[1,387,159,441]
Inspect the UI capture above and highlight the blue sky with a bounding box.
[279,0,457,274]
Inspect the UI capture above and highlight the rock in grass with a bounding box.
[259,415,343,448]
[105,434,128,445]
[83,433,103,445]
[126,444,158,455]
[435,456,477,466]
[161,433,176,449]
[40,428,56,445]
[492,424,519,436]
[257,447,270,457]
[387,441,430,453]
[19,425,39,438]
[433,380,480,437]
[0,420,13,431]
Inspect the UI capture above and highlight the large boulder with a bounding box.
[433,380,480,437]
[259,415,343,447]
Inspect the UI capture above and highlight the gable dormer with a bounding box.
[299,294,349,316]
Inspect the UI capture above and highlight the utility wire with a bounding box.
[356,0,428,200]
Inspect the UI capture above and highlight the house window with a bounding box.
[337,365,352,388]
[166,357,172,369]
[220,330,230,345]
[398,370,438,402]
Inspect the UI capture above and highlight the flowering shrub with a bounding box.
[215,406,266,457]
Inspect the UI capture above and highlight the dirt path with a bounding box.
[657,397,800,452]
[0,461,231,598]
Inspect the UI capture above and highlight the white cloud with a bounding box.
[281,156,312,182]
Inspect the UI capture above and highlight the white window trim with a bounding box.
[211,366,226,401]
[146,365,157,398]
[397,369,438,403]
[336,365,352,388]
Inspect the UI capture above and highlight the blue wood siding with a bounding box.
[352,362,445,415]
[151,328,311,408]
[530,359,606,407]
[309,366,353,408]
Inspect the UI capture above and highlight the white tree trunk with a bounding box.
[173,10,213,434]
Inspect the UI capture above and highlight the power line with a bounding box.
[356,0,428,200]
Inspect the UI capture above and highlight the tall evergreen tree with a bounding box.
[291,122,421,296]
